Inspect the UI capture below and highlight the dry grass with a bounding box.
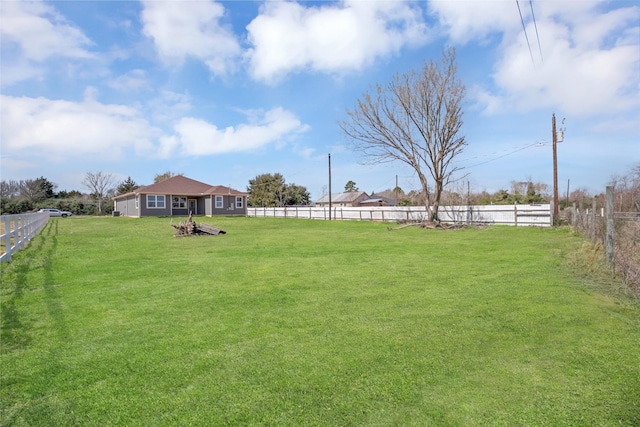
[615,220,640,293]
[570,208,640,296]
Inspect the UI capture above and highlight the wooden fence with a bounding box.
[0,212,50,263]
[248,204,552,227]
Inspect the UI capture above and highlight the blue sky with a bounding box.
[1,0,638,201]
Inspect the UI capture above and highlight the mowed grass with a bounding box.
[1,217,639,426]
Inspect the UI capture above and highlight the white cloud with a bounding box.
[0,0,93,61]
[0,60,42,87]
[429,1,517,44]
[160,107,310,157]
[245,0,430,83]
[431,0,640,118]
[0,0,94,85]
[0,94,158,160]
[1,92,309,165]
[297,147,316,160]
[108,69,150,91]
[148,91,193,123]
[495,29,639,116]
[140,0,241,76]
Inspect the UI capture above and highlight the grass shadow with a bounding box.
[0,220,63,352]
[41,219,68,341]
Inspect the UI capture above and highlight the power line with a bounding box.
[529,0,544,64]
[457,141,546,169]
[516,0,536,68]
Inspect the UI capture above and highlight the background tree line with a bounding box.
[4,165,636,215]
[0,171,190,215]
[0,173,141,215]
[1,176,97,215]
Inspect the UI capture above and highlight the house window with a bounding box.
[135,196,139,209]
[236,196,243,209]
[172,197,186,208]
[147,195,165,209]
[215,196,223,209]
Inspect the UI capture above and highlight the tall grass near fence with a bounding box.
[570,206,640,294]
[614,218,640,292]
[1,217,640,426]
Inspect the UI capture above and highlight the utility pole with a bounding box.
[552,113,559,224]
[328,153,332,221]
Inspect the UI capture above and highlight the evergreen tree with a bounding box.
[117,176,140,195]
[344,180,359,192]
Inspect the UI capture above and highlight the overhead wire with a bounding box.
[529,0,544,64]
[516,0,536,68]
[455,141,548,169]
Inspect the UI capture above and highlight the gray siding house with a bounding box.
[113,175,248,217]
[359,196,395,207]
[315,191,370,207]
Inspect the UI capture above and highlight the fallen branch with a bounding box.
[171,213,226,237]
[387,221,483,231]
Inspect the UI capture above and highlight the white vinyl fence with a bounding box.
[1,212,50,263]
[248,204,552,227]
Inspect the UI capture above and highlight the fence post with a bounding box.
[1,212,50,263]
[2,216,11,262]
[514,205,518,227]
[12,218,20,251]
[605,186,614,264]
[591,200,596,242]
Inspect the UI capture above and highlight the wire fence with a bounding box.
[568,189,640,294]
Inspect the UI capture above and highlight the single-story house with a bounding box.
[359,196,396,207]
[113,175,248,217]
[315,191,370,207]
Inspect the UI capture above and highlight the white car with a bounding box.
[38,208,73,217]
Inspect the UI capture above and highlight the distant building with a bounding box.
[315,191,369,207]
[359,196,395,207]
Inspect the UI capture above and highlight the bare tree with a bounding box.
[154,171,183,183]
[0,180,20,199]
[19,178,54,203]
[609,165,640,212]
[82,171,115,214]
[340,47,466,221]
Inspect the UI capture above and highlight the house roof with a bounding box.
[113,175,247,199]
[361,195,396,205]
[360,198,388,204]
[315,191,369,204]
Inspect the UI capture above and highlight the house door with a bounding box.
[188,199,197,215]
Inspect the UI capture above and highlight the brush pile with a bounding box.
[171,214,226,237]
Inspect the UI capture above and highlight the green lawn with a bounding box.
[1,217,639,426]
